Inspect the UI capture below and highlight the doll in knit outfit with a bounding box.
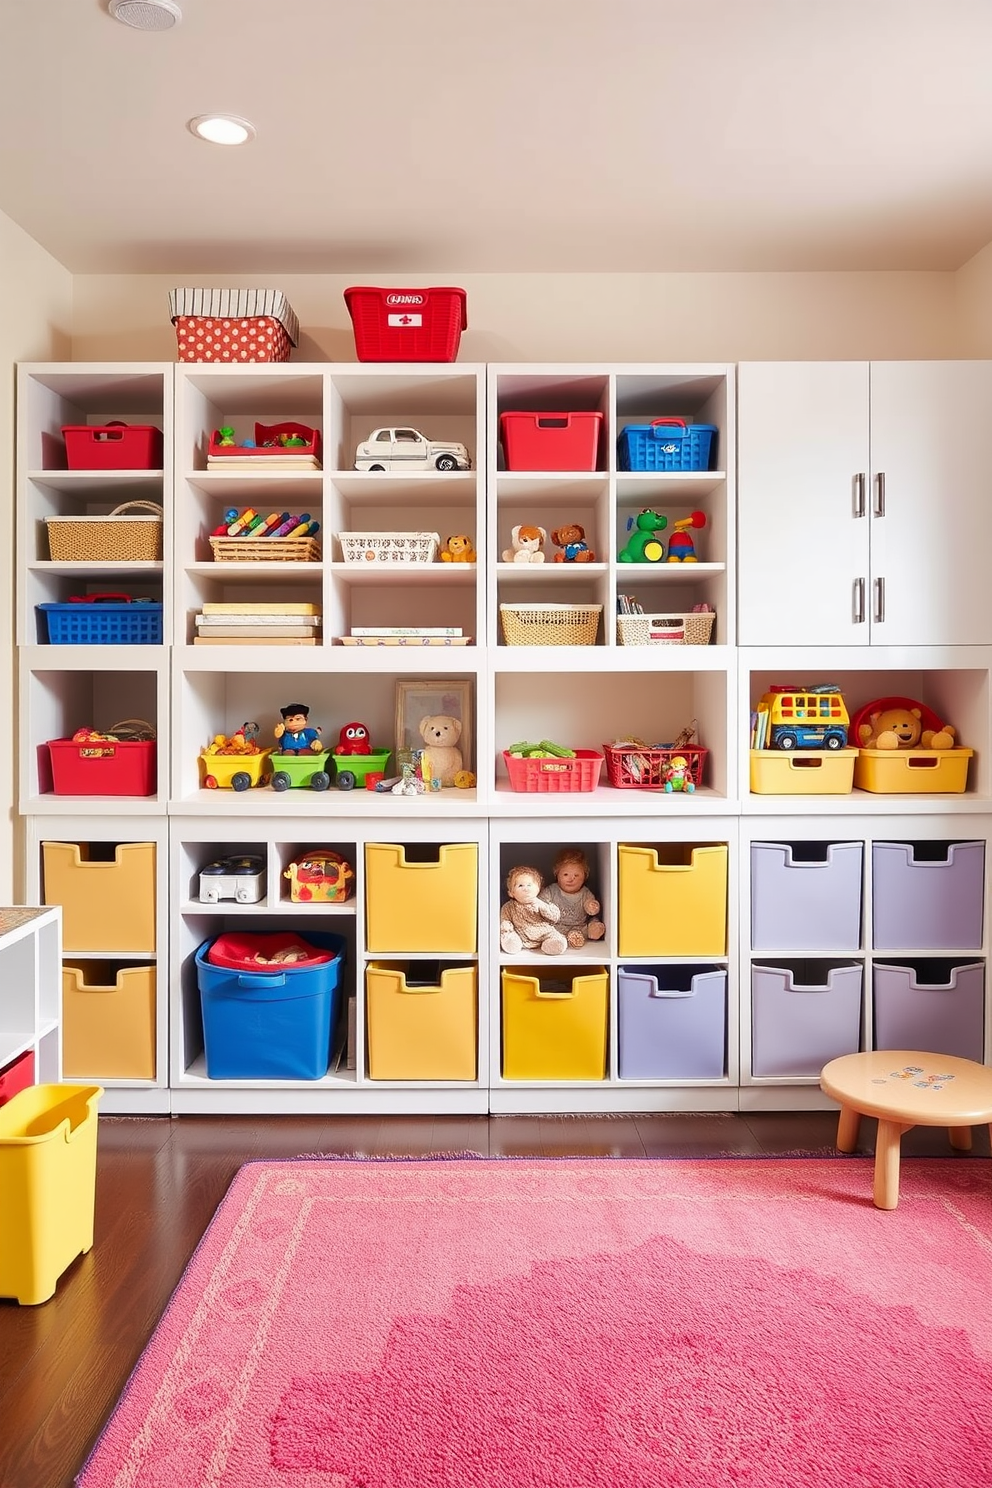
[500,865,567,956]
[540,848,605,949]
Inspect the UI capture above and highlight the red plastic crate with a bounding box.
[0,1051,34,1106]
[503,749,603,793]
[603,743,708,791]
[500,411,603,471]
[47,738,157,797]
[344,286,467,362]
[62,424,163,471]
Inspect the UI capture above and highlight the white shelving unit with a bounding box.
[0,906,62,1087]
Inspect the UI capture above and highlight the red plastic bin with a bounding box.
[0,1051,34,1106]
[62,424,164,471]
[500,411,603,471]
[344,286,467,362]
[47,738,157,797]
[503,749,604,793]
[603,743,708,791]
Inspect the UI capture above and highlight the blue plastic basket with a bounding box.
[618,419,717,472]
[38,601,163,645]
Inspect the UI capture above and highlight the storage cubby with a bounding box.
[61,960,157,1080]
[501,964,609,1081]
[617,963,727,1080]
[618,841,729,957]
[872,840,984,950]
[0,908,62,1089]
[750,840,863,951]
[366,961,478,1080]
[495,839,611,962]
[871,958,985,1061]
[751,959,864,1078]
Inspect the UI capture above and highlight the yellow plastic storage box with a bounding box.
[42,841,156,953]
[366,962,477,1080]
[854,748,973,794]
[618,843,728,957]
[501,966,608,1080]
[62,964,156,1080]
[0,1083,102,1305]
[750,749,857,795]
[365,843,478,953]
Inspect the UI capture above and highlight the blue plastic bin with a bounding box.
[618,964,726,1079]
[618,420,717,472]
[195,932,345,1079]
[38,601,163,645]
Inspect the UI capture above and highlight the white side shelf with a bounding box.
[0,906,61,1084]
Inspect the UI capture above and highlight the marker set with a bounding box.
[210,507,321,539]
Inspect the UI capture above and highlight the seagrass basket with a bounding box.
[616,611,716,646]
[209,536,321,562]
[46,501,164,563]
[499,603,602,646]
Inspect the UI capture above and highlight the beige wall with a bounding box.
[955,241,992,355]
[0,210,72,901]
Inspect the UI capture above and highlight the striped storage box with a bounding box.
[168,288,300,363]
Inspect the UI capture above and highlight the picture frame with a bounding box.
[394,678,473,770]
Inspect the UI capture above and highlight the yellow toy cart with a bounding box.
[199,750,272,791]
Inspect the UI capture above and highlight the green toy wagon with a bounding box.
[329,749,391,791]
[270,751,333,792]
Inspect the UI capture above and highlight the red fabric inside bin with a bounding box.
[206,932,333,972]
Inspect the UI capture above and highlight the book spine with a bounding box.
[350,626,462,637]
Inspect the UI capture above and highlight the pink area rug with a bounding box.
[77,1157,992,1488]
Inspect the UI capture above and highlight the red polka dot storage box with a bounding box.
[168,288,300,363]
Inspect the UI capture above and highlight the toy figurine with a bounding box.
[619,509,668,563]
[274,703,323,754]
[662,755,696,792]
[502,524,547,563]
[336,721,372,755]
[217,426,236,447]
[540,848,606,947]
[500,865,567,956]
[666,510,707,562]
[391,762,426,796]
[440,534,477,562]
[551,523,595,562]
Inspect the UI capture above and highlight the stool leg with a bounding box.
[874,1120,909,1210]
[949,1126,973,1151]
[836,1104,860,1153]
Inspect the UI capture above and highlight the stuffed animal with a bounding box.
[502,524,546,563]
[418,714,464,786]
[857,705,956,751]
[539,848,605,948]
[551,523,595,562]
[500,865,567,956]
[440,534,477,563]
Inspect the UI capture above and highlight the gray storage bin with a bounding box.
[617,964,726,1080]
[872,841,984,950]
[751,960,863,1077]
[872,959,985,1062]
[751,841,862,951]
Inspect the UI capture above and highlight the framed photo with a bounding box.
[394,679,473,769]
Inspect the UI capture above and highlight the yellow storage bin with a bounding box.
[366,962,477,1080]
[0,1083,102,1305]
[854,748,973,795]
[43,841,156,953]
[501,966,608,1081]
[365,843,477,952]
[62,964,156,1080]
[618,843,728,957]
[750,749,857,795]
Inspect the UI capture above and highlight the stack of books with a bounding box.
[194,602,322,645]
[337,626,471,647]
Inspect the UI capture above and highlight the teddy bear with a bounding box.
[551,523,595,562]
[500,865,567,956]
[418,714,464,786]
[502,524,546,563]
[857,705,956,751]
[440,534,476,563]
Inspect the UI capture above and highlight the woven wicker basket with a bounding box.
[338,531,439,563]
[46,501,163,563]
[209,536,321,563]
[616,611,716,646]
[500,603,602,646]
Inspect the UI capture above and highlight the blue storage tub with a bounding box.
[618,419,717,472]
[618,964,726,1079]
[38,599,163,645]
[195,932,345,1080]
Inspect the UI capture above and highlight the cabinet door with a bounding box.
[738,363,870,646]
[869,361,992,645]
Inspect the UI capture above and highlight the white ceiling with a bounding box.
[3,0,992,277]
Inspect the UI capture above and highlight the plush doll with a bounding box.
[440,534,477,562]
[502,524,546,563]
[274,704,322,754]
[500,865,567,956]
[858,706,956,751]
[418,714,463,786]
[551,523,595,562]
[539,848,605,948]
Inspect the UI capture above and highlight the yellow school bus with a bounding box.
[758,685,850,751]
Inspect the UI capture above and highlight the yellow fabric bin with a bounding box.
[0,1083,102,1305]
[618,843,728,957]
[62,964,156,1080]
[366,962,477,1080]
[854,748,973,794]
[501,966,608,1080]
[43,842,156,953]
[365,843,477,952]
[750,749,857,795]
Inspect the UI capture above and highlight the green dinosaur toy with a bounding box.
[619,508,668,563]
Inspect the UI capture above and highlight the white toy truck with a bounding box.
[354,427,471,472]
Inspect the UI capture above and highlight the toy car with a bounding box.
[270,751,332,792]
[354,427,471,472]
[757,685,850,751]
[198,855,265,904]
[199,751,272,791]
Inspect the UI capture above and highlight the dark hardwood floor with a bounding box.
[1,1109,988,1488]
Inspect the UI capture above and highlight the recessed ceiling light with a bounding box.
[188,115,256,146]
[109,0,182,30]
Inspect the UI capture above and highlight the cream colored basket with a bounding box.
[209,536,321,562]
[500,603,603,646]
[616,611,716,646]
[46,501,164,563]
[338,531,440,564]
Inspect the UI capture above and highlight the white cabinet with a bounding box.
[737,361,992,648]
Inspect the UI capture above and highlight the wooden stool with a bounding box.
[820,1050,992,1209]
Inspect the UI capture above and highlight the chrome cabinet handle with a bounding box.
[853,577,866,623]
[854,473,866,517]
[873,576,885,623]
[873,471,886,516]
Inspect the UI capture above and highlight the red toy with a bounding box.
[336,721,372,755]
[666,510,706,562]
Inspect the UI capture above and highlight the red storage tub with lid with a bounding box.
[500,411,603,471]
[344,286,467,362]
[62,423,163,471]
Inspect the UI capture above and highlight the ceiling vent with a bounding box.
[108,0,181,29]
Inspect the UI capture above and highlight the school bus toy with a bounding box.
[755,685,850,751]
